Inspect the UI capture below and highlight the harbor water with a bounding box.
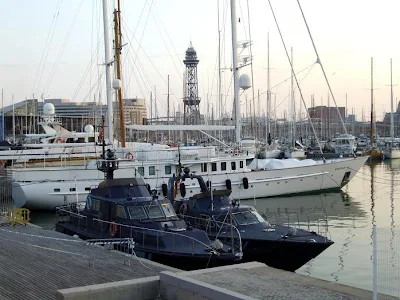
[29,160,400,293]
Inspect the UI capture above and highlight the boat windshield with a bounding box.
[233,210,260,225]
[251,210,269,225]
[146,205,164,219]
[128,206,148,220]
[161,203,177,218]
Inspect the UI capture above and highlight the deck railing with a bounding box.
[56,207,242,257]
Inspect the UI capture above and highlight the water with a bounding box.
[29,160,400,292]
[241,160,400,293]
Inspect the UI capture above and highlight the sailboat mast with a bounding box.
[230,0,240,144]
[114,0,125,147]
[266,32,271,141]
[290,47,295,147]
[390,58,394,145]
[102,0,114,144]
[370,57,374,147]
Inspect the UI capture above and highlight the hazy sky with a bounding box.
[2,0,400,122]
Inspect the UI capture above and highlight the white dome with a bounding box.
[112,79,122,89]
[239,74,251,90]
[43,103,55,115]
[84,124,94,134]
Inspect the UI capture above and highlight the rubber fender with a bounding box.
[180,182,186,198]
[161,183,168,197]
[226,179,232,190]
[243,177,249,189]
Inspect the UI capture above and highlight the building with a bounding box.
[308,106,345,122]
[116,98,147,125]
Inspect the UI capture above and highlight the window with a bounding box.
[165,165,171,175]
[233,211,259,225]
[231,162,236,171]
[221,162,226,171]
[54,188,60,192]
[69,187,76,192]
[161,203,176,218]
[149,166,156,176]
[91,199,100,211]
[240,161,244,168]
[211,163,217,172]
[138,167,144,176]
[115,205,126,218]
[146,205,164,218]
[85,187,91,191]
[128,206,147,220]
[201,163,208,172]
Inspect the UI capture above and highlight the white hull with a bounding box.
[382,149,400,159]
[12,156,368,210]
[284,150,306,159]
[263,150,282,158]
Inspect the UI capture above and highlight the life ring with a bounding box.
[55,138,63,143]
[109,221,118,237]
[179,203,188,215]
[125,152,135,160]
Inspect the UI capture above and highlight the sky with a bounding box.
[1,0,400,122]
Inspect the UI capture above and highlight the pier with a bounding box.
[0,220,395,300]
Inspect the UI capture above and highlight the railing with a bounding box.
[56,207,240,256]
[262,208,330,239]
[177,213,243,253]
[0,167,13,214]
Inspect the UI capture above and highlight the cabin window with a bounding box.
[201,163,208,172]
[149,166,156,176]
[91,199,100,211]
[115,205,126,218]
[54,188,60,192]
[231,162,236,171]
[128,206,147,220]
[221,162,227,171]
[146,205,164,219]
[69,188,76,192]
[161,203,176,218]
[85,187,91,191]
[233,211,259,225]
[240,161,244,168]
[138,167,144,176]
[165,165,171,175]
[211,163,217,172]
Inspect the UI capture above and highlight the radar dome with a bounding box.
[112,79,122,89]
[43,103,55,115]
[84,124,94,134]
[239,74,251,90]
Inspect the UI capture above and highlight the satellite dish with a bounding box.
[239,74,251,90]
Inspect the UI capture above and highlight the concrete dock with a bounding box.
[0,223,175,300]
[0,221,396,300]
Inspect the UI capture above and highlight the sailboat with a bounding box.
[369,57,383,161]
[382,59,400,159]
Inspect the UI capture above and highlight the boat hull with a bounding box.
[382,149,400,159]
[13,156,368,210]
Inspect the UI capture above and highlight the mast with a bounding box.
[102,0,114,144]
[230,0,240,144]
[390,58,394,146]
[266,32,271,143]
[114,0,125,147]
[1,89,3,140]
[167,74,170,142]
[371,57,374,147]
[290,47,295,147]
[217,0,222,140]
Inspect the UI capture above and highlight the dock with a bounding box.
[0,222,174,300]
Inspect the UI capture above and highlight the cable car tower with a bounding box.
[183,42,201,125]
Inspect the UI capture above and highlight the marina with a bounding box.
[1,0,400,298]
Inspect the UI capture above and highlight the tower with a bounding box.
[183,42,201,125]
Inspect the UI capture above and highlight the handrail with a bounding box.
[56,207,240,254]
[178,213,242,253]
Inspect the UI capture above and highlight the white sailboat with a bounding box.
[11,0,367,210]
[382,59,400,159]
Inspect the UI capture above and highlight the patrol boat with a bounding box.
[55,148,242,270]
[168,167,334,272]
